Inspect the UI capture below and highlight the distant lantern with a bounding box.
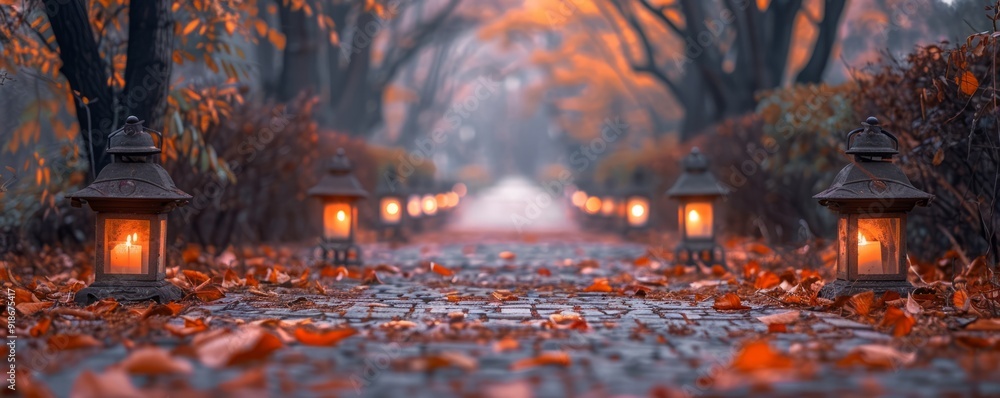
[623,167,653,233]
[814,117,933,298]
[308,148,369,265]
[667,147,728,268]
[374,168,405,242]
[68,116,190,305]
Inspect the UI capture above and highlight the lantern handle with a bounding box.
[846,125,899,152]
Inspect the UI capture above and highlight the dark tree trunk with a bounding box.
[123,0,174,132]
[44,0,115,179]
[795,0,847,84]
[277,1,319,102]
[46,0,175,179]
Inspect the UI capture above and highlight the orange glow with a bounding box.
[445,192,460,207]
[407,195,422,218]
[323,202,352,239]
[435,193,448,208]
[600,197,616,216]
[571,191,587,208]
[584,197,602,214]
[453,183,468,197]
[857,231,883,274]
[422,195,438,216]
[683,202,713,238]
[110,232,142,274]
[631,204,645,217]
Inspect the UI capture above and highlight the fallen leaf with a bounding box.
[183,269,211,286]
[362,269,383,285]
[409,352,478,372]
[492,290,518,301]
[195,327,284,368]
[953,289,970,312]
[72,368,143,398]
[15,301,52,316]
[47,334,102,351]
[847,291,875,317]
[965,318,1000,331]
[754,271,781,290]
[905,294,923,315]
[756,311,800,326]
[837,345,915,370]
[548,312,589,330]
[140,302,184,319]
[194,285,226,302]
[29,317,52,337]
[381,320,418,329]
[430,262,454,277]
[499,251,516,260]
[731,341,793,372]
[511,351,571,370]
[713,293,750,311]
[878,307,915,337]
[165,317,209,337]
[493,337,520,353]
[956,70,979,96]
[583,278,613,293]
[537,267,552,276]
[118,347,193,375]
[294,326,356,346]
[85,298,120,316]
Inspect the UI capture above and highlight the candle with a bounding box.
[684,203,713,238]
[110,232,142,273]
[323,203,352,239]
[381,198,402,224]
[857,232,883,274]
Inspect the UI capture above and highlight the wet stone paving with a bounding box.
[30,237,1000,397]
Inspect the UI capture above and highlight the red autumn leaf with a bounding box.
[713,293,750,311]
[754,271,781,290]
[119,347,193,375]
[196,327,284,368]
[537,267,552,276]
[583,278,613,293]
[731,341,793,372]
[183,269,211,286]
[633,256,651,266]
[165,317,209,337]
[194,285,226,302]
[499,251,516,260]
[29,317,52,337]
[430,262,454,277]
[847,291,875,317]
[361,269,383,285]
[510,351,571,370]
[294,326,357,346]
[86,298,120,316]
[140,302,184,319]
[710,265,727,277]
[47,334,102,351]
[878,306,915,337]
[15,301,52,316]
[956,70,979,96]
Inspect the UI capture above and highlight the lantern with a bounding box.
[623,168,653,233]
[667,147,728,268]
[68,116,190,305]
[308,148,369,265]
[374,168,405,242]
[814,117,933,298]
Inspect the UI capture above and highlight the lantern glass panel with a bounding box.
[380,197,402,225]
[158,219,167,274]
[103,218,151,274]
[626,196,649,227]
[322,202,352,240]
[683,202,713,239]
[837,217,848,279]
[856,217,901,275]
[407,195,422,218]
[600,197,616,216]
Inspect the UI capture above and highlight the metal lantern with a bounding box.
[68,116,190,305]
[374,168,405,242]
[623,167,653,234]
[667,147,728,268]
[815,117,933,298]
[308,148,369,265]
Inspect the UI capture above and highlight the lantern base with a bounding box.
[675,242,726,270]
[818,279,915,299]
[379,225,407,243]
[321,242,363,266]
[74,279,184,305]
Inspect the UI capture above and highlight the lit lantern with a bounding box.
[422,194,438,216]
[308,148,369,265]
[68,116,190,305]
[815,117,933,298]
[667,147,728,268]
[374,168,405,242]
[623,168,653,233]
[407,194,423,219]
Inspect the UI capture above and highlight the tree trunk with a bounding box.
[795,0,847,84]
[277,1,319,102]
[123,0,173,132]
[44,0,115,179]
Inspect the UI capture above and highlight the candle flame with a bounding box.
[687,209,701,222]
[858,232,868,245]
[386,202,399,215]
[336,210,346,221]
[630,204,645,217]
[126,234,132,246]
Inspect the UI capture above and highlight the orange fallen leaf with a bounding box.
[140,302,184,319]
[537,267,552,276]
[47,334,102,351]
[362,269,383,285]
[756,311,800,333]
[492,290,518,301]
[837,345,915,370]
[118,347,193,375]
[194,285,226,302]
[953,289,970,312]
[754,271,781,290]
[430,262,454,277]
[710,265,727,277]
[511,351,571,370]
[499,251,516,260]
[294,326,357,346]
[731,340,793,372]
[713,293,750,311]
[956,70,979,96]
[879,307,915,337]
[410,352,478,372]
[493,337,520,353]
[583,278,613,293]
[381,320,418,329]
[183,269,211,286]
[15,301,52,316]
[182,245,201,263]
[86,298,120,316]
[548,312,589,330]
[29,317,52,337]
[633,256,651,266]
[965,318,1000,331]
[847,291,874,317]
[196,327,284,368]
[165,317,209,337]
[72,368,142,398]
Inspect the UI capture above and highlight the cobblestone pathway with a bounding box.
[31,236,999,397]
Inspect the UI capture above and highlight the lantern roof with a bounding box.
[814,117,933,210]
[308,148,369,199]
[666,147,728,198]
[107,116,161,155]
[624,167,653,197]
